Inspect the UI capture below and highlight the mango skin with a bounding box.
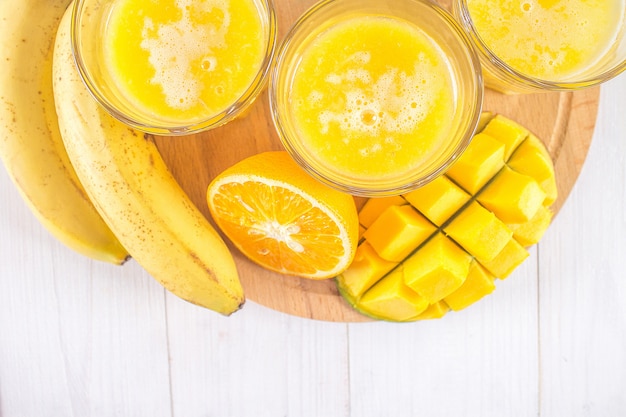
[337,112,557,322]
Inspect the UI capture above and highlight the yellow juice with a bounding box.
[103,0,267,125]
[288,16,457,182]
[466,0,625,81]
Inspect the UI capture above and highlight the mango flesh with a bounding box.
[403,175,471,226]
[357,267,430,322]
[403,232,473,303]
[444,200,513,261]
[445,132,506,195]
[358,195,407,228]
[443,261,495,311]
[336,113,557,322]
[480,114,528,159]
[478,238,529,279]
[363,205,436,262]
[507,205,553,247]
[508,134,558,206]
[339,242,397,300]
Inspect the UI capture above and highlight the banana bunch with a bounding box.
[0,0,244,315]
[0,0,128,264]
[52,5,244,315]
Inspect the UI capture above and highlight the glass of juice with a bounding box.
[452,0,626,93]
[72,0,277,135]
[269,0,483,197]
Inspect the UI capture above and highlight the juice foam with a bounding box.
[466,0,625,80]
[104,0,265,124]
[289,16,457,181]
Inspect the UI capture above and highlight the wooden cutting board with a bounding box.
[153,0,600,322]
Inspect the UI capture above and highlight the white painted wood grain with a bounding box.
[1,176,172,417]
[538,77,626,417]
[1,77,625,417]
[165,296,350,417]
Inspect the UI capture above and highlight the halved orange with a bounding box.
[207,151,359,279]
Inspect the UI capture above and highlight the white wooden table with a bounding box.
[1,75,625,417]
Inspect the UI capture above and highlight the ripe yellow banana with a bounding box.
[53,6,244,315]
[0,0,128,264]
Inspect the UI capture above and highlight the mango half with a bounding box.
[336,113,557,322]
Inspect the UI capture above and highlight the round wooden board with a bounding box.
[153,0,600,322]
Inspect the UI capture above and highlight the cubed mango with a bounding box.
[403,175,471,226]
[443,261,496,311]
[507,205,554,247]
[363,205,436,262]
[337,241,398,299]
[477,166,546,223]
[478,238,529,279]
[412,301,450,320]
[358,267,430,322]
[336,112,557,322]
[358,195,407,228]
[444,201,513,261]
[508,134,558,206]
[445,132,506,194]
[480,114,528,159]
[403,233,472,303]
[476,111,494,132]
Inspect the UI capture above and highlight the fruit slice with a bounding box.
[207,151,359,279]
[336,112,557,321]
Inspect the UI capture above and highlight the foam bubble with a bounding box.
[350,51,371,65]
[472,0,625,79]
[325,74,342,84]
[317,57,444,137]
[345,69,371,84]
[201,56,218,71]
[308,90,324,105]
[140,0,231,110]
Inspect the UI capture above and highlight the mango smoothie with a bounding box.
[101,0,269,128]
[290,16,455,182]
[459,0,626,91]
[271,0,483,196]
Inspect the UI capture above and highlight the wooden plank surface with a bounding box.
[153,0,600,322]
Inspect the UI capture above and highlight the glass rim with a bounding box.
[454,0,626,91]
[71,0,278,136]
[269,0,484,197]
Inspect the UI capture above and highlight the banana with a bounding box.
[0,0,129,264]
[52,6,244,315]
